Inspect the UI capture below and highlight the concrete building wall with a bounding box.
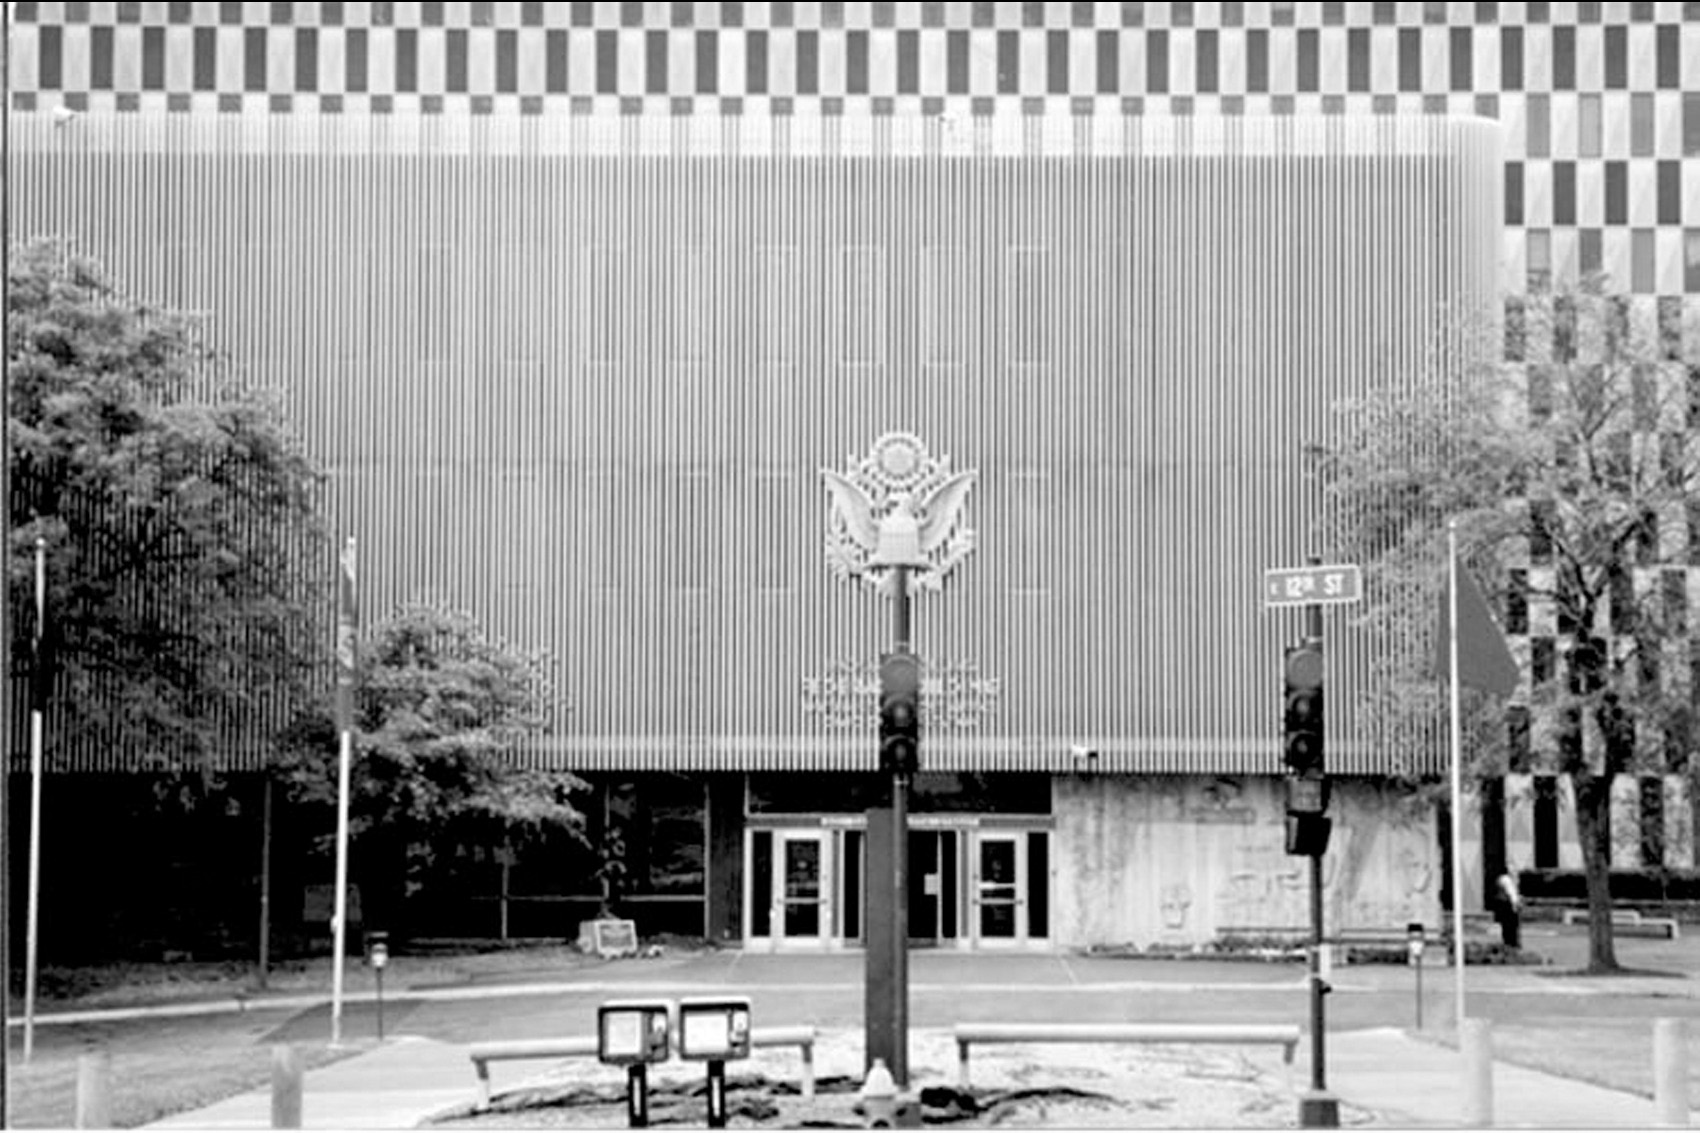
[1052,774,1439,949]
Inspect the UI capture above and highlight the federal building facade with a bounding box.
[6,3,1699,955]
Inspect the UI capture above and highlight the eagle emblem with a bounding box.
[821,433,977,594]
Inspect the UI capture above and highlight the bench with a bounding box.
[1558,909,1680,938]
[952,1023,1302,1091]
[468,1026,817,1109]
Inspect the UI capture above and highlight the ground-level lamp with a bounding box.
[822,433,977,1089]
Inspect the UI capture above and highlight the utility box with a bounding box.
[597,999,674,1066]
[677,997,752,1061]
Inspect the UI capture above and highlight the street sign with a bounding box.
[1263,564,1362,608]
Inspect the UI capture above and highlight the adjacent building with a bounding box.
[6,3,1697,956]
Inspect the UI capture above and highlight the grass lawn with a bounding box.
[6,1009,371,1129]
[1491,1017,1700,1110]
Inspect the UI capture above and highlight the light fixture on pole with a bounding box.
[821,433,976,1089]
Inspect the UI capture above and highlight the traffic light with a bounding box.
[1282,639,1324,775]
[879,651,921,777]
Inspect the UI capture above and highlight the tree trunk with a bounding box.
[1572,770,1620,973]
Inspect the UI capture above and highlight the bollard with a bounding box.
[271,1043,304,1129]
[861,1058,897,1128]
[1460,1018,1494,1127]
[74,1050,113,1129]
[1653,1018,1689,1128]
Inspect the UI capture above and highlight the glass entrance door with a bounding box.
[971,832,1026,945]
[775,831,830,947]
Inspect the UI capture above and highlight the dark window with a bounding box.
[1659,161,1682,225]
[397,27,418,91]
[90,25,113,89]
[546,28,568,92]
[1347,28,1369,91]
[245,26,268,91]
[1505,569,1529,633]
[897,29,918,93]
[1605,161,1628,224]
[1531,637,1554,686]
[1634,93,1656,155]
[1500,26,1522,90]
[797,30,819,94]
[1658,25,1680,88]
[193,26,216,88]
[1686,95,1700,157]
[846,29,867,94]
[1026,832,1049,938]
[694,29,717,94]
[1398,27,1420,91]
[1526,0,1549,19]
[1552,161,1575,225]
[745,29,767,94]
[997,30,1018,93]
[946,30,968,92]
[1046,29,1068,93]
[1640,778,1664,868]
[1246,28,1267,92]
[842,830,861,941]
[645,29,667,94]
[1147,29,1168,92]
[1450,26,1472,91]
[1297,28,1317,92]
[496,28,517,92]
[1196,29,1218,93]
[1580,229,1602,275]
[446,28,467,92]
[1604,25,1627,88]
[1507,706,1531,773]
[1096,30,1118,93]
[1551,25,1574,88]
[295,27,317,91]
[141,26,164,88]
[1533,777,1560,869]
[1504,162,1523,225]
[750,831,772,937]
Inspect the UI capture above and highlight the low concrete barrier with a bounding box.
[468,1025,817,1109]
[952,1022,1302,1091]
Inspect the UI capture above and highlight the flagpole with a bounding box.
[330,536,357,1047]
[23,537,44,1061]
[1447,519,1467,1031]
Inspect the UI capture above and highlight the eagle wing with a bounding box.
[820,469,879,551]
[914,471,977,554]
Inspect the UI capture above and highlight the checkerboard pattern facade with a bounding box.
[10,2,1700,868]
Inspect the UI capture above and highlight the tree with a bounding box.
[1318,278,1695,973]
[279,604,587,935]
[8,240,327,770]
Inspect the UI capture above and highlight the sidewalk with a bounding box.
[142,1023,1672,1129]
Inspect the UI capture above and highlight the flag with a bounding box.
[334,538,358,733]
[1435,559,1519,698]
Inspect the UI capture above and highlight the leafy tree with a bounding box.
[1318,278,1695,973]
[280,604,587,934]
[7,240,326,769]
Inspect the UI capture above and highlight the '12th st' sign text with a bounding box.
[1263,564,1362,608]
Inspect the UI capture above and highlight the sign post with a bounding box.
[1265,558,1360,1130]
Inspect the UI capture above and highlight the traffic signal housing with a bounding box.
[1282,639,1325,775]
[879,651,921,777]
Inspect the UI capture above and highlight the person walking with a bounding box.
[1494,866,1522,949]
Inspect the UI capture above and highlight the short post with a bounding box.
[706,1059,728,1129]
[271,1044,304,1129]
[74,1050,112,1130]
[1406,922,1425,1030]
[626,1064,649,1129]
[1460,1018,1494,1127]
[1653,1018,1689,1128]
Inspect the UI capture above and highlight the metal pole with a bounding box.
[890,566,911,1087]
[1298,582,1339,1128]
[626,1064,648,1129]
[23,538,44,1061]
[1,4,14,1108]
[330,727,352,1046]
[1447,520,1467,1030]
[259,774,273,990]
[1415,952,1423,1030]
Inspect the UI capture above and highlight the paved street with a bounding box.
[131,924,1700,1128]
